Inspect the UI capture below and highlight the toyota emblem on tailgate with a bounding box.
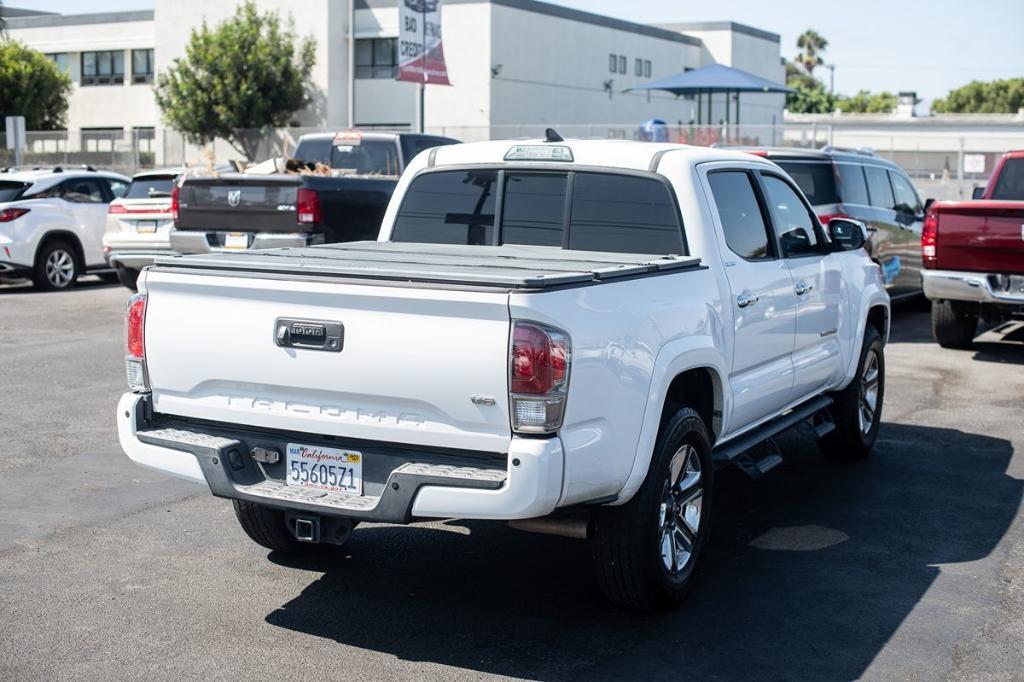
[227,190,241,207]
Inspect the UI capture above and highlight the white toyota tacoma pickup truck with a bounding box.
[118,136,890,611]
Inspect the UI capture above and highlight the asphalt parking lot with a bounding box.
[1,278,1023,681]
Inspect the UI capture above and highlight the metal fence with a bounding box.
[4,123,1021,201]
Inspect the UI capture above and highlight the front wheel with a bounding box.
[821,325,884,461]
[589,407,713,611]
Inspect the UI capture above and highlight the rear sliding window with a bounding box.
[125,176,175,199]
[391,169,684,255]
[991,158,1024,200]
[773,161,837,206]
[0,181,29,202]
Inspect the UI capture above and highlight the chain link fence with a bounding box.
[3,123,1021,200]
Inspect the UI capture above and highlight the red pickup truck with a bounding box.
[922,150,1024,347]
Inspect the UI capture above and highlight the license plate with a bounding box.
[136,220,157,233]
[224,232,248,249]
[285,443,362,494]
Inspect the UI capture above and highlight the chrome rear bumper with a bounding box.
[922,269,1024,305]
[170,231,322,255]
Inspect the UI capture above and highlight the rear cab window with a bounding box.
[125,175,176,199]
[294,136,402,175]
[391,168,685,255]
[772,160,837,206]
[991,157,1024,200]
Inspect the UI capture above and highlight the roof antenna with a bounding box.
[544,128,563,143]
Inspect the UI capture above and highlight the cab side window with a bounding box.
[761,174,822,258]
[864,165,895,210]
[707,170,773,260]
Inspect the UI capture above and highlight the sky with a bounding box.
[12,0,1024,102]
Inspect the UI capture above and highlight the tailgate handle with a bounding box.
[274,318,344,352]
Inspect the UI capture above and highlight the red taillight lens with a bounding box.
[171,184,180,222]
[297,188,322,224]
[512,323,567,394]
[108,203,127,214]
[922,210,938,268]
[126,294,146,358]
[818,211,851,226]
[0,207,30,222]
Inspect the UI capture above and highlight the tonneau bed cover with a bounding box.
[152,241,701,289]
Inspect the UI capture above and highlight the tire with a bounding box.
[821,324,884,461]
[116,266,140,291]
[32,240,79,290]
[589,407,714,611]
[931,300,978,349]
[232,500,304,553]
[97,271,119,284]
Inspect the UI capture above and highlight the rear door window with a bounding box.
[567,173,682,254]
[707,170,773,260]
[391,170,497,245]
[773,160,837,206]
[864,165,895,209]
[836,163,870,205]
[889,171,921,215]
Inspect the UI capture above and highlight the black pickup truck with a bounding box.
[170,131,459,254]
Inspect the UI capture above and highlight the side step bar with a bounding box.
[712,395,834,469]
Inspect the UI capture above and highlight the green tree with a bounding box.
[837,89,898,114]
[785,60,835,114]
[796,29,828,76]
[0,40,71,129]
[932,78,1024,113]
[154,1,316,160]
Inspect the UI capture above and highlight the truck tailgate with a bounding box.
[142,268,513,453]
[936,201,1024,272]
[176,174,306,234]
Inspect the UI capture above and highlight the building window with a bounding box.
[644,60,651,78]
[46,53,71,75]
[132,49,154,84]
[618,55,626,74]
[609,53,616,73]
[134,127,156,154]
[355,38,397,79]
[81,128,124,152]
[82,51,124,86]
[635,58,642,77]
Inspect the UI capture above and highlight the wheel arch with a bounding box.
[34,230,85,269]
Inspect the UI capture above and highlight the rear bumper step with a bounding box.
[117,393,564,522]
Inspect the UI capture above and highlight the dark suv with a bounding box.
[737,146,926,299]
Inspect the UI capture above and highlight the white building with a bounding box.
[4,1,785,150]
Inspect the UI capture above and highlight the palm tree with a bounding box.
[796,29,828,76]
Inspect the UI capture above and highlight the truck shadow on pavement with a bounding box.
[265,422,1020,680]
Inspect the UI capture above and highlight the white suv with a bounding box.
[103,169,180,290]
[0,167,130,289]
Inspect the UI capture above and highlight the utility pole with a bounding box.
[346,0,355,128]
[826,64,835,95]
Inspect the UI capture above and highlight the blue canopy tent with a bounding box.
[628,63,793,127]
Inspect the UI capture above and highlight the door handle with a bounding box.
[736,291,759,308]
[795,281,814,296]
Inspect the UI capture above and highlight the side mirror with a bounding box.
[972,186,985,200]
[827,218,867,251]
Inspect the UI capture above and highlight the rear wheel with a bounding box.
[32,240,79,290]
[931,300,978,348]
[589,407,713,611]
[821,325,884,461]
[116,266,140,291]
[232,500,304,553]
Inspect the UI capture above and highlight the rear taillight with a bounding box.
[297,188,322,224]
[125,293,149,392]
[108,203,127,214]
[0,207,30,222]
[922,210,938,268]
[509,321,571,434]
[171,184,180,222]
[818,211,851,226]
